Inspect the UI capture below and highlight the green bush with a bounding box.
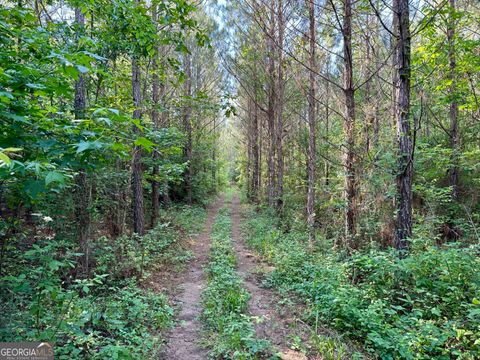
[0,238,173,359]
[243,208,480,359]
[0,204,207,358]
[94,204,207,279]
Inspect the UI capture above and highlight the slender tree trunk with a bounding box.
[275,0,285,214]
[73,7,92,275]
[373,70,380,148]
[372,3,381,149]
[267,2,277,207]
[247,112,253,199]
[131,57,145,236]
[252,88,260,203]
[259,113,263,201]
[131,0,145,236]
[183,53,193,205]
[394,0,412,251]
[448,0,459,200]
[391,0,399,129]
[342,0,357,248]
[325,61,331,187]
[160,69,171,206]
[247,98,254,200]
[150,9,160,229]
[307,0,317,244]
[364,29,372,153]
[212,117,217,188]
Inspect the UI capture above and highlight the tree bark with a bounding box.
[73,7,92,275]
[307,0,317,244]
[391,0,399,129]
[150,53,160,226]
[131,52,145,235]
[131,0,145,236]
[448,0,459,200]
[325,60,331,187]
[252,88,260,203]
[342,0,357,248]
[160,66,171,206]
[150,5,160,228]
[275,0,285,214]
[394,0,413,251]
[183,53,193,205]
[266,1,277,207]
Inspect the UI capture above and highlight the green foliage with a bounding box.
[202,206,270,359]
[0,237,173,359]
[0,203,207,358]
[243,207,480,359]
[95,204,207,279]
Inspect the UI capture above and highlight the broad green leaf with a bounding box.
[26,83,46,90]
[83,51,107,61]
[0,91,13,103]
[45,171,65,186]
[0,152,11,166]
[76,141,102,154]
[24,180,45,199]
[134,137,155,151]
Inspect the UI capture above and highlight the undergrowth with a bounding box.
[0,204,207,358]
[242,206,480,360]
[201,204,269,359]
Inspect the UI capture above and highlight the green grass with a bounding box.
[201,205,270,359]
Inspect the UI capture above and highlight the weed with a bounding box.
[202,206,270,359]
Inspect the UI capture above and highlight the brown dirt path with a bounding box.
[160,197,223,360]
[230,193,307,359]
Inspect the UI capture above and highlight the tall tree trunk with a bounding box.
[391,0,399,129]
[266,2,277,207]
[364,28,372,153]
[448,0,459,200]
[131,57,145,236]
[73,7,92,275]
[342,0,357,248]
[325,60,331,187]
[252,88,260,203]
[150,8,160,228]
[212,117,217,188]
[247,98,254,200]
[275,0,285,214]
[247,113,253,199]
[160,66,171,206]
[259,112,263,201]
[183,53,193,205]
[306,0,317,244]
[131,0,145,236]
[394,0,412,251]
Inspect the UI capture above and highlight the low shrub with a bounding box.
[242,207,480,359]
[0,204,207,358]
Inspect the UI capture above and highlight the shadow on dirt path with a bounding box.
[160,196,224,360]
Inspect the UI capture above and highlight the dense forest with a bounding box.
[0,0,479,359]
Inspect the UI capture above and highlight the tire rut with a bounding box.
[160,197,224,360]
[230,193,298,357]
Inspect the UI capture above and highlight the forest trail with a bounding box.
[230,193,305,359]
[160,197,224,360]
